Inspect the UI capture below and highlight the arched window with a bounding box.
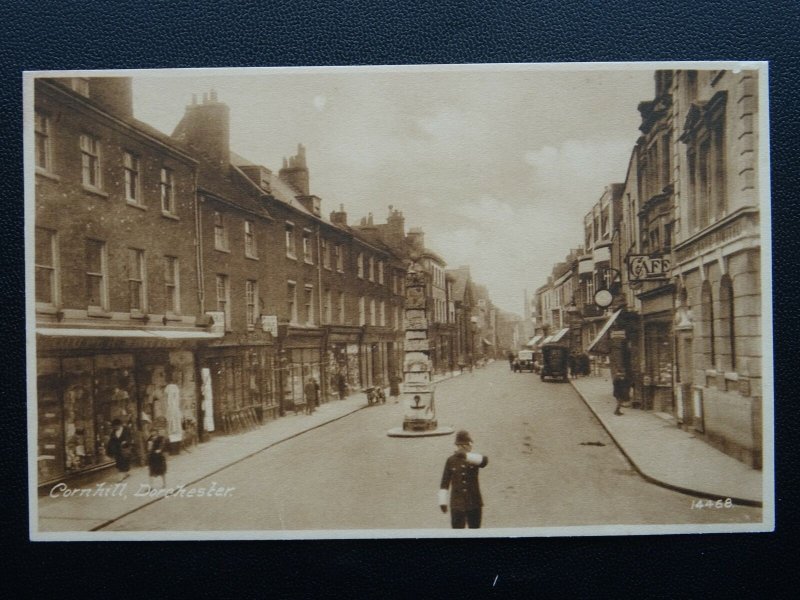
[718,275,735,371]
[701,280,715,368]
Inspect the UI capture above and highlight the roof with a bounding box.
[447,267,471,301]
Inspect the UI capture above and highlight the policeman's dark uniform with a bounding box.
[439,431,489,529]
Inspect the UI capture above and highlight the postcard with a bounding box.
[25,62,773,540]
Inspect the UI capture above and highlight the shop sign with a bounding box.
[628,254,671,282]
[261,315,278,336]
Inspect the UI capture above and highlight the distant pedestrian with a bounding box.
[106,418,133,482]
[146,424,168,490]
[507,351,515,371]
[612,370,630,416]
[568,353,578,379]
[579,353,590,376]
[337,371,347,400]
[438,430,489,529]
[389,373,402,403]
[304,377,318,414]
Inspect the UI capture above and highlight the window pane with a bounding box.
[35,267,53,304]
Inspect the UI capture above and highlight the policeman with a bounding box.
[438,430,489,528]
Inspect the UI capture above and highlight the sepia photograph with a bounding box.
[25,62,773,540]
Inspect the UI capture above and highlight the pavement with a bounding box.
[36,369,466,533]
[570,375,763,506]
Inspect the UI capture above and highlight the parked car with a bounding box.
[540,344,569,382]
[515,350,535,372]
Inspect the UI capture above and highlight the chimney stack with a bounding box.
[330,204,348,227]
[172,89,231,171]
[279,143,310,195]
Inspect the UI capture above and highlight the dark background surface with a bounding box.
[2,0,798,595]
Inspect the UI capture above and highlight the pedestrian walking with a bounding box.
[438,430,489,529]
[146,422,168,490]
[612,370,630,416]
[337,371,347,400]
[507,351,515,371]
[304,377,318,414]
[389,372,402,403]
[568,353,578,379]
[106,418,133,482]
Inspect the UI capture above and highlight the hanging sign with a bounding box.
[628,254,671,282]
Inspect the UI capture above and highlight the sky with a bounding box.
[132,65,655,316]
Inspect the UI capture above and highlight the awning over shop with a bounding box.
[36,327,222,340]
[549,328,570,343]
[586,309,623,353]
[525,335,543,347]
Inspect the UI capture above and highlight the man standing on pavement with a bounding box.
[612,370,630,415]
[438,430,489,529]
[304,377,318,415]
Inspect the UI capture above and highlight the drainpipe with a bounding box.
[194,171,205,314]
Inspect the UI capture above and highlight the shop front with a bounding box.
[324,327,363,400]
[638,284,675,413]
[35,329,215,488]
[278,326,325,413]
[200,339,278,436]
[361,326,396,388]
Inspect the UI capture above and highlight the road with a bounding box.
[104,362,761,531]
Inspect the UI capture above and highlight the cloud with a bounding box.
[460,196,515,224]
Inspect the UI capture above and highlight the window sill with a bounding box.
[304,259,314,265]
[245,254,259,261]
[286,253,297,261]
[36,304,59,315]
[87,307,112,318]
[161,211,180,221]
[35,168,60,182]
[164,312,183,322]
[83,185,108,199]
[214,246,231,254]
[126,201,147,211]
[130,310,148,320]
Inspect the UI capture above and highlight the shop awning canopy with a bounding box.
[525,335,543,347]
[586,309,623,353]
[36,327,222,340]
[548,328,570,343]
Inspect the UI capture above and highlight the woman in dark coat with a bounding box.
[146,425,168,489]
[106,418,133,481]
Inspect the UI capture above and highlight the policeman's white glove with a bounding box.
[465,452,487,466]
[438,489,448,513]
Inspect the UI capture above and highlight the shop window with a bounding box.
[85,238,108,310]
[80,133,102,190]
[164,256,180,315]
[701,279,715,368]
[719,275,736,371]
[35,227,58,307]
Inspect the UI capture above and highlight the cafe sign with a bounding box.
[627,254,671,282]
